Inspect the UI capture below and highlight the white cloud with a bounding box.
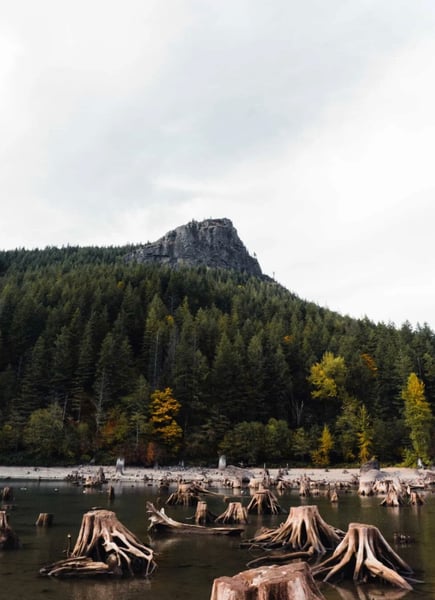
[1,1,435,327]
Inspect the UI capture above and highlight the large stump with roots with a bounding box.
[241,505,344,556]
[312,522,415,590]
[40,509,156,577]
[210,561,325,600]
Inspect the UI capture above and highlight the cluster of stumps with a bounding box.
[0,469,424,600]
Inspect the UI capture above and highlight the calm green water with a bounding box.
[1,479,434,599]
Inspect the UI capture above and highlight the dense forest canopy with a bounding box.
[0,244,434,467]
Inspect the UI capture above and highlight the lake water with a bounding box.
[1,479,435,599]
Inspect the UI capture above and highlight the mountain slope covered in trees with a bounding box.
[0,244,434,466]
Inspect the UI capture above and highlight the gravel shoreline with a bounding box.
[0,464,428,486]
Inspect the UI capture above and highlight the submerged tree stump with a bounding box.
[0,510,20,549]
[241,505,344,555]
[409,491,424,505]
[246,489,282,515]
[380,483,405,507]
[40,509,156,577]
[1,486,14,502]
[312,522,414,590]
[210,561,325,600]
[36,513,54,527]
[166,482,215,506]
[194,501,217,524]
[215,502,248,524]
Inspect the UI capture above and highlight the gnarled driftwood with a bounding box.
[147,502,243,536]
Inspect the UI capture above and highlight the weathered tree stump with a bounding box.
[194,501,216,524]
[166,482,211,506]
[246,488,282,515]
[36,513,54,527]
[210,561,325,600]
[312,522,414,590]
[0,510,20,549]
[40,509,156,577]
[358,480,374,496]
[380,482,405,507]
[147,502,243,535]
[1,486,14,502]
[215,501,248,524]
[241,505,344,555]
[409,491,424,505]
[299,475,311,497]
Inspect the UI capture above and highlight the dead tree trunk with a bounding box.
[36,513,54,527]
[210,561,325,600]
[215,502,248,524]
[40,509,156,577]
[241,505,344,555]
[246,489,282,515]
[0,510,20,549]
[312,522,414,590]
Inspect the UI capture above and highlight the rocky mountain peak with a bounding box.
[126,218,263,277]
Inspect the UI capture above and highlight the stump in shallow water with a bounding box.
[40,509,156,577]
[194,501,216,524]
[380,483,405,507]
[1,486,13,502]
[215,501,248,524]
[210,561,325,600]
[36,513,54,527]
[312,522,415,590]
[0,510,20,549]
[246,488,282,515]
[241,505,344,555]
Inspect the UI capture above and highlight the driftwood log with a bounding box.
[312,522,415,590]
[246,489,282,515]
[210,561,325,600]
[147,502,243,536]
[215,501,248,524]
[241,505,344,555]
[40,509,156,577]
[0,510,20,549]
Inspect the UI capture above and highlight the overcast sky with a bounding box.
[2,1,435,329]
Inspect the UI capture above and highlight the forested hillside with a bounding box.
[0,245,434,467]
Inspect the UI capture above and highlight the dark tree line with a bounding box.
[0,245,434,466]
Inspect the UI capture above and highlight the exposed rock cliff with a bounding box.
[126,218,263,277]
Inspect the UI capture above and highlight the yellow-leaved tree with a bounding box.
[311,424,334,467]
[402,372,433,466]
[149,387,182,459]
